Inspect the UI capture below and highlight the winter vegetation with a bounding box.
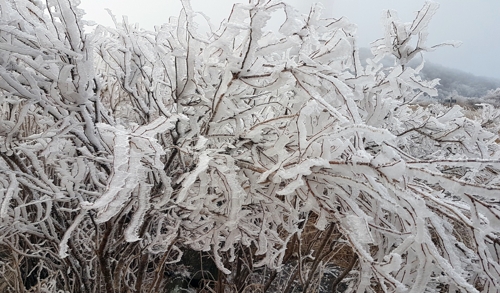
[1,0,500,292]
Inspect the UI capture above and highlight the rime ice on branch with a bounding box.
[0,0,499,292]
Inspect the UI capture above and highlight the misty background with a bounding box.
[80,0,500,102]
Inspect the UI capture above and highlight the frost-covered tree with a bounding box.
[1,0,500,292]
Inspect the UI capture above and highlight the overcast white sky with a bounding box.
[79,0,500,79]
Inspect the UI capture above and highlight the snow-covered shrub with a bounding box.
[0,0,499,292]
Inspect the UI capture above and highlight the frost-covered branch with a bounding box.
[1,0,499,292]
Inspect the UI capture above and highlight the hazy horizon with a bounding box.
[80,0,500,80]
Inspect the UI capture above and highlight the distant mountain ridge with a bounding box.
[358,47,500,102]
[419,62,500,99]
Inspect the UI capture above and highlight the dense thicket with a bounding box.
[1,0,500,292]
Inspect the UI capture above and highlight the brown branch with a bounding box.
[135,253,149,292]
[331,253,358,292]
[303,223,336,293]
[97,222,114,293]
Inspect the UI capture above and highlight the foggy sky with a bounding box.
[79,0,500,79]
